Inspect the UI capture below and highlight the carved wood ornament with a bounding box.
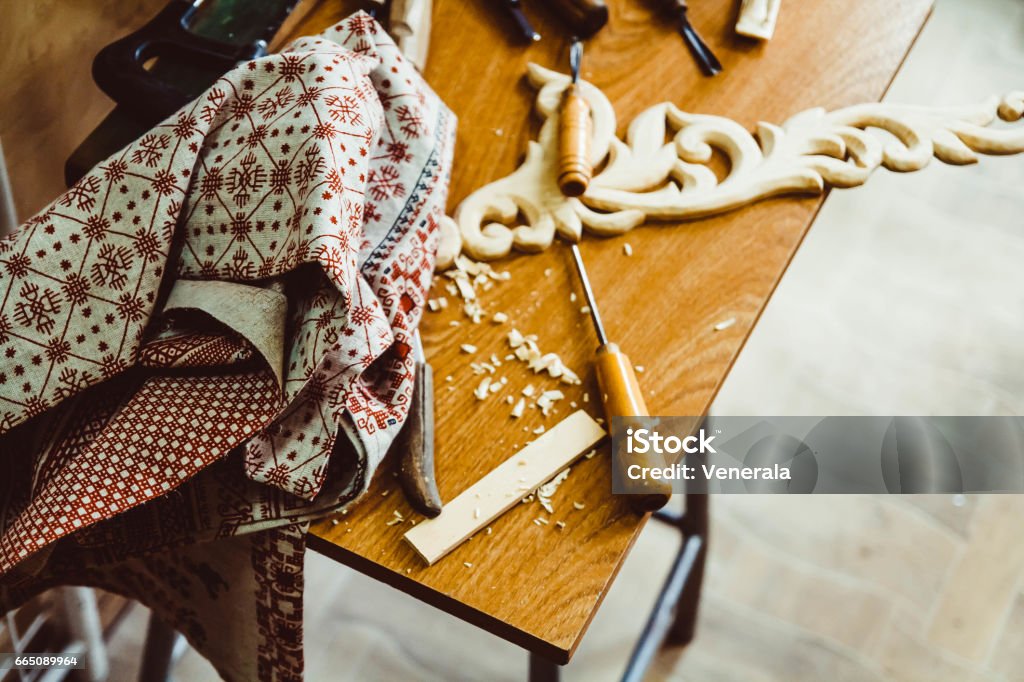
[435,64,1024,270]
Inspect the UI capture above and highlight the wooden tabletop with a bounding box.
[300,0,933,664]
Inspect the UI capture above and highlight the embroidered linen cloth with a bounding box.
[0,12,454,680]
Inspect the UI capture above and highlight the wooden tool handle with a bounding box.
[595,344,673,512]
[548,0,609,38]
[558,84,593,198]
[396,361,443,517]
[390,0,433,71]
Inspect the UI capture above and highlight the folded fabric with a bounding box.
[0,12,454,680]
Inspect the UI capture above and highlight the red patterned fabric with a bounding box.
[0,13,453,680]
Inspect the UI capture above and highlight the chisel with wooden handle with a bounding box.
[548,0,609,39]
[558,39,592,198]
[556,40,670,511]
[569,244,673,512]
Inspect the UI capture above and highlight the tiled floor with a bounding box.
[104,0,1024,679]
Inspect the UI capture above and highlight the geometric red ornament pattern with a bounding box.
[0,12,454,680]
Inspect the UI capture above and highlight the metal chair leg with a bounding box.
[667,493,708,646]
[527,486,710,682]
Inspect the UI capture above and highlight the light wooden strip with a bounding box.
[404,410,606,565]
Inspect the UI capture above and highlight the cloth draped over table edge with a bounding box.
[0,12,454,681]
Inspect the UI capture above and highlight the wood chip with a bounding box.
[714,317,737,331]
[511,398,526,418]
[474,377,492,400]
[623,243,633,256]
[492,312,509,324]
[460,343,478,354]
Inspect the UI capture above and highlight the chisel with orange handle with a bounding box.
[557,39,593,198]
[568,243,673,512]
[558,40,671,511]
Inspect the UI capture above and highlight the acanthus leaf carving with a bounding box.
[434,64,1024,270]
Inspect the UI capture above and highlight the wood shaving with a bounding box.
[455,277,476,302]
[460,343,477,354]
[464,300,485,323]
[537,468,571,514]
[536,389,565,417]
[573,501,586,510]
[474,377,492,400]
[714,317,737,331]
[464,562,473,568]
[511,398,526,418]
[506,330,582,385]
[556,521,567,529]
[533,425,546,435]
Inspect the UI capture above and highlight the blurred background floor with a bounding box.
[104,0,1024,679]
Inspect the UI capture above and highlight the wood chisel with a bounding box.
[557,39,592,198]
[499,0,541,43]
[395,331,443,517]
[548,0,609,39]
[569,244,673,512]
[556,41,671,511]
[663,0,723,76]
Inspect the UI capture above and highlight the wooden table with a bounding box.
[302,0,934,667]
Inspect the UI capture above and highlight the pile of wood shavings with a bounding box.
[427,254,598,524]
[428,255,585,421]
